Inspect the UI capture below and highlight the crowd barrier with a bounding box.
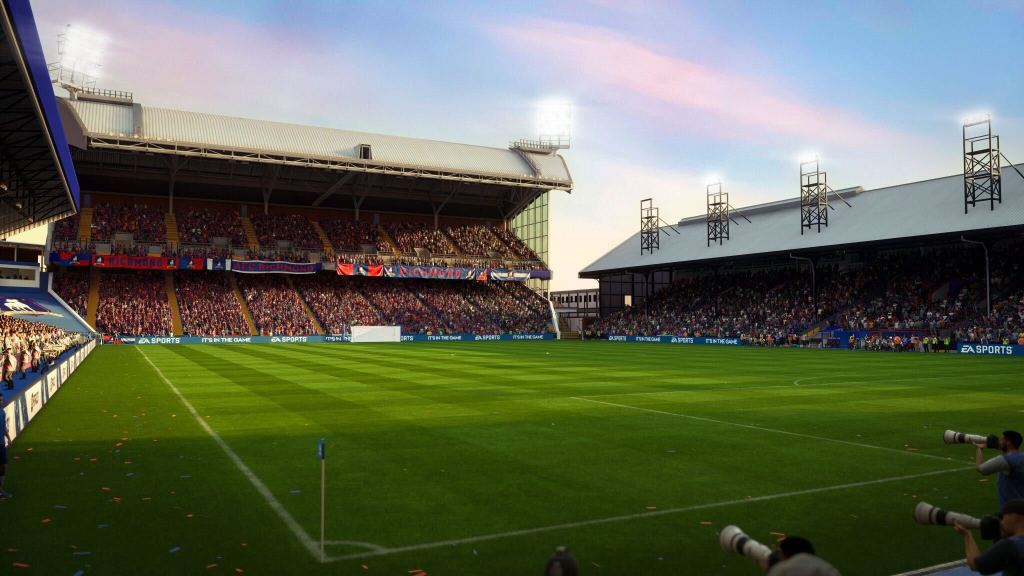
[104,334,556,345]
[3,339,97,443]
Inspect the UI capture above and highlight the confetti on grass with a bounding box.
[169,546,181,554]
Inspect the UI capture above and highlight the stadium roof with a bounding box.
[0,0,80,237]
[60,98,572,191]
[580,167,1024,277]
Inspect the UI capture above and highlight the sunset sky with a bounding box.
[31,0,1024,289]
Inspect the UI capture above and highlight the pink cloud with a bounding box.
[490,19,901,148]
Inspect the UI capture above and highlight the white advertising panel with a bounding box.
[351,325,401,343]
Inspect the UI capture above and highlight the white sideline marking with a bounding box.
[572,396,955,462]
[136,348,370,561]
[326,466,970,562]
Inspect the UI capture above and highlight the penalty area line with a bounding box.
[571,396,956,463]
[326,466,970,562]
[136,347,357,561]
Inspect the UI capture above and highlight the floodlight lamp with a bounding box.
[60,24,107,80]
[704,175,722,187]
[536,99,574,139]
[962,111,991,126]
[798,151,819,165]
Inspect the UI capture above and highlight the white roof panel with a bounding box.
[581,169,1024,275]
[64,99,572,185]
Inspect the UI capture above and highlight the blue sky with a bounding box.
[32,0,1024,289]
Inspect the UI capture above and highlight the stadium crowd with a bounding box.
[236,274,314,336]
[90,203,166,243]
[177,207,248,247]
[249,213,321,251]
[291,275,382,334]
[0,316,84,389]
[386,222,454,255]
[176,273,250,336]
[53,269,89,319]
[594,241,1024,347]
[319,219,379,253]
[444,225,509,257]
[95,272,172,336]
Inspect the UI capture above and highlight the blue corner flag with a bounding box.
[317,438,326,460]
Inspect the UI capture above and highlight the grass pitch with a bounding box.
[2,342,1019,575]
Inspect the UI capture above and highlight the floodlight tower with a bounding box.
[640,199,659,255]
[963,115,1001,213]
[49,24,106,93]
[799,156,829,234]
[706,181,729,246]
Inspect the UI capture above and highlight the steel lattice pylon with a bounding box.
[963,117,1001,213]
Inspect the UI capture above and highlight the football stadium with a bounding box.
[2,1,1024,574]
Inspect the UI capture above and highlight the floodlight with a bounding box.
[962,111,991,126]
[58,24,107,81]
[536,99,574,140]
[798,151,820,164]
[704,174,722,186]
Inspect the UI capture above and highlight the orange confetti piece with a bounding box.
[769,531,786,537]
[142,497,152,501]
[644,506,657,510]
[234,569,244,574]
[206,564,218,569]
[101,487,111,492]
[26,447,32,452]
[361,565,369,570]
[700,521,713,525]
[186,513,194,519]
[12,562,30,568]
[41,517,51,524]
[112,497,121,503]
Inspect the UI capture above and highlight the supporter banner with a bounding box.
[386,265,485,281]
[530,270,552,280]
[106,333,554,344]
[337,263,384,277]
[489,269,532,282]
[49,250,91,267]
[207,258,229,271]
[606,335,744,346]
[336,263,487,281]
[92,254,205,270]
[956,342,1024,356]
[5,341,97,444]
[230,260,321,274]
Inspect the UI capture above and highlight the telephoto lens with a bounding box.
[719,525,773,562]
[943,430,999,448]
[914,502,981,529]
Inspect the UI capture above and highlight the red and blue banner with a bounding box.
[489,269,532,282]
[49,251,91,267]
[230,260,321,274]
[91,254,205,270]
[337,263,488,281]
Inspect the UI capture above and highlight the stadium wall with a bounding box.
[3,339,97,444]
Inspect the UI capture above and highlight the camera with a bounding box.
[914,502,1001,541]
[943,430,999,449]
[720,525,774,563]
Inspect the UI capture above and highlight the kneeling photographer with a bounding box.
[955,499,1024,575]
[720,525,841,576]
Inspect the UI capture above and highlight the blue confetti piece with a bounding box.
[169,546,181,554]
[54,504,68,509]
[72,551,92,556]
[73,571,85,576]
[288,489,302,494]
[96,523,109,529]
[125,472,135,477]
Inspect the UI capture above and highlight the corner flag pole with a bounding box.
[317,437,326,563]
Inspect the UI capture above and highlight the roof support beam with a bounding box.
[261,164,281,215]
[311,171,355,207]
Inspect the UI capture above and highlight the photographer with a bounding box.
[544,546,578,576]
[760,536,841,576]
[955,499,1024,574]
[975,431,1024,508]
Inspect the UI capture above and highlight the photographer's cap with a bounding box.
[1002,500,1024,516]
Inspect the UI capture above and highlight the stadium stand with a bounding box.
[95,271,172,336]
[53,268,89,318]
[236,274,315,336]
[175,273,250,336]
